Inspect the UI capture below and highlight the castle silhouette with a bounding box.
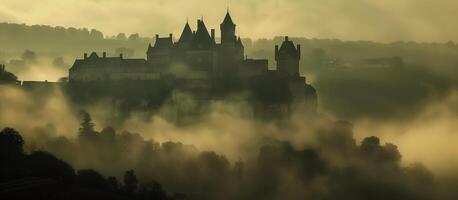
[68,11,317,120]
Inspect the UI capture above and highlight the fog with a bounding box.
[1,83,457,199]
[1,0,458,42]
[354,90,458,174]
[1,1,458,198]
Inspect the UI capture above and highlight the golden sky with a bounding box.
[0,0,456,42]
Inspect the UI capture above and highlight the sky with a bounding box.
[0,0,456,42]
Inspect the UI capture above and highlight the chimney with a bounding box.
[211,29,215,41]
[285,36,289,41]
[296,44,301,58]
[84,53,88,59]
[275,45,279,60]
[103,52,106,58]
[120,54,123,59]
[198,19,203,29]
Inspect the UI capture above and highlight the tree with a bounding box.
[446,40,455,48]
[128,33,140,41]
[234,160,244,179]
[360,136,401,164]
[0,128,26,179]
[116,33,127,40]
[100,126,116,142]
[115,47,135,57]
[0,67,18,84]
[52,57,66,67]
[21,49,37,63]
[0,127,25,160]
[78,110,95,136]
[390,56,404,69]
[28,151,76,183]
[58,76,69,83]
[107,176,120,192]
[124,169,139,194]
[90,29,104,39]
[77,169,108,190]
[138,181,169,200]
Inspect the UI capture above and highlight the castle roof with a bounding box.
[88,52,99,59]
[72,55,148,69]
[236,37,243,47]
[278,37,299,56]
[154,37,173,48]
[222,11,235,26]
[147,44,153,53]
[179,21,193,43]
[191,19,215,49]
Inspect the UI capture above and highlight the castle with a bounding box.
[68,11,317,120]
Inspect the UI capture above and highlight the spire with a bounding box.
[222,10,235,25]
[220,10,236,44]
[179,20,193,43]
[277,36,300,59]
[191,19,214,49]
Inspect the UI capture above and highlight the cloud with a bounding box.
[0,0,456,42]
[354,90,458,174]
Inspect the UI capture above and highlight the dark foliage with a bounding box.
[28,151,76,183]
[0,127,174,200]
[124,169,139,194]
[0,68,18,84]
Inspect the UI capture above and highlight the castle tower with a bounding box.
[186,19,217,71]
[191,19,215,49]
[178,20,193,44]
[275,36,301,77]
[147,34,174,66]
[220,11,236,44]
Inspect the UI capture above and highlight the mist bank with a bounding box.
[1,23,457,127]
[1,84,458,199]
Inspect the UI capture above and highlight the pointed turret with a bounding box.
[220,10,236,44]
[179,21,193,43]
[147,35,173,64]
[275,36,301,77]
[222,11,235,26]
[191,19,215,49]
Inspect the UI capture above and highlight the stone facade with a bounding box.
[68,11,317,119]
[69,11,289,81]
